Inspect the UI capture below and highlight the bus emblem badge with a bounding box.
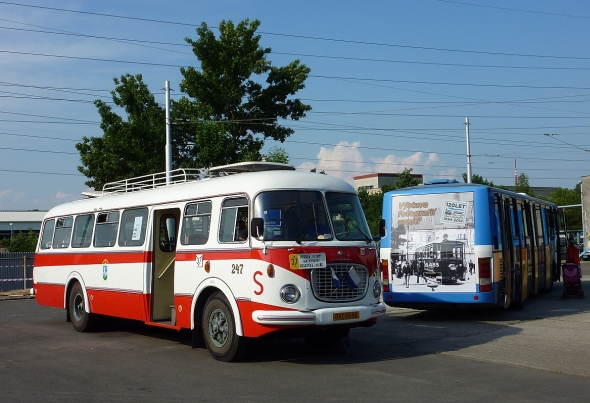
[102,259,108,281]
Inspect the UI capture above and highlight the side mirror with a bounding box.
[251,217,264,239]
[378,218,386,238]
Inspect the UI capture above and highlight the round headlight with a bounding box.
[280,285,301,304]
[373,281,382,298]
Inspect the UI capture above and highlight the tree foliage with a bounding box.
[176,19,311,166]
[359,168,423,235]
[462,172,495,187]
[0,229,38,252]
[546,183,582,230]
[76,74,165,190]
[264,146,289,164]
[515,173,535,197]
[77,19,311,188]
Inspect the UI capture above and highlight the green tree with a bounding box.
[394,168,422,189]
[547,183,582,230]
[176,19,311,166]
[515,173,535,197]
[462,172,495,186]
[76,74,166,190]
[77,19,311,187]
[358,168,423,235]
[263,146,289,164]
[0,229,38,252]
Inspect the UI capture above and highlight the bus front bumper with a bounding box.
[252,303,387,326]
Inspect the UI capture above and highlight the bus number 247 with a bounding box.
[232,264,243,274]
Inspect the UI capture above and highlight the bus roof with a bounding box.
[384,181,556,207]
[45,167,355,219]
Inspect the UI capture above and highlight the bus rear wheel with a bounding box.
[68,282,98,332]
[202,292,249,362]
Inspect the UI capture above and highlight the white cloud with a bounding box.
[56,191,73,199]
[0,189,27,209]
[298,142,444,185]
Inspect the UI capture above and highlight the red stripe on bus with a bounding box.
[34,251,153,267]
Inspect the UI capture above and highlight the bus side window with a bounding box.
[94,211,120,247]
[72,214,95,248]
[52,217,73,249]
[181,201,212,245]
[219,197,248,243]
[40,219,55,250]
[118,208,148,247]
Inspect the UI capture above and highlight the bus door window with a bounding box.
[94,211,120,247]
[119,208,148,247]
[72,214,95,248]
[181,201,212,245]
[52,217,73,249]
[219,197,248,243]
[40,219,55,250]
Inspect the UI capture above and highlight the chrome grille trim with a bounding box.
[311,264,369,302]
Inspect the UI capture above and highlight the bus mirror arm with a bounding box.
[378,219,387,238]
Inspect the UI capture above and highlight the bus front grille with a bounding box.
[311,264,369,302]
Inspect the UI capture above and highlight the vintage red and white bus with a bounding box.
[33,162,385,361]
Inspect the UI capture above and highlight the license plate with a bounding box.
[289,253,326,269]
[333,311,360,321]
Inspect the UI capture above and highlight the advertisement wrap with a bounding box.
[389,192,475,292]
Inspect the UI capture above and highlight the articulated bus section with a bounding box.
[380,181,560,309]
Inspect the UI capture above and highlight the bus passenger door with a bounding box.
[151,208,180,324]
[497,195,513,308]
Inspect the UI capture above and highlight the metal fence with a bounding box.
[0,252,34,292]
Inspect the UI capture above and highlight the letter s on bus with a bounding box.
[253,271,264,295]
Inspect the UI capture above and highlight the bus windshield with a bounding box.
[253,191,371,242]
[254,190,332,242]
[325,192,372,242]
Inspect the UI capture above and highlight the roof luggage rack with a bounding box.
[97,162,295,196]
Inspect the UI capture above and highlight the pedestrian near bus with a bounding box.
[566,236,583,278]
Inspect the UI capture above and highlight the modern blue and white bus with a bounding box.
[379,179,561,309]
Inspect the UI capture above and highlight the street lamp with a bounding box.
[10,223,13,239]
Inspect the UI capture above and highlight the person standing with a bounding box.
[566,236,582,278]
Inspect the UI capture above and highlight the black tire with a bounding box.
[202,292,249,362]
[68,282,98,332]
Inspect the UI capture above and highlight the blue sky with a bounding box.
[1,0,589,210]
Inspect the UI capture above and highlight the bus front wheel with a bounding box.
[202,292,249,362]
[68,282,98,332]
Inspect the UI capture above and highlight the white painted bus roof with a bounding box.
[45,170,355,219]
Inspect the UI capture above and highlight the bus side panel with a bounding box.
[34,252,148,320]
[34,282,65,308]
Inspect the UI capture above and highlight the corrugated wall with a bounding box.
[0,252,34,292]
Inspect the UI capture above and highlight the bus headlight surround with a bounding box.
[280,285,301,304]
[373,281,382,298]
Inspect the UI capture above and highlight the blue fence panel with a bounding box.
[0,252,34,292]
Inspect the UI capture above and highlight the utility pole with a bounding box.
[165,81,172,185]
[465,118,472,183]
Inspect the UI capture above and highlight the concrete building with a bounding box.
[0,211,47,240]
[353,172,424,194]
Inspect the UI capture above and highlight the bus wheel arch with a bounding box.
[67,280,98,332]
[191,282,244,337]
[201,291,250,362]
